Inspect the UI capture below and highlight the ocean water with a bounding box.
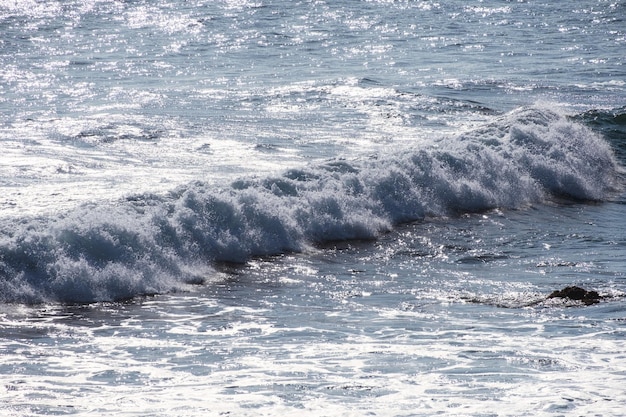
[1,0,626,415]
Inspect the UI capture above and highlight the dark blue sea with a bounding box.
[1,1,625,415]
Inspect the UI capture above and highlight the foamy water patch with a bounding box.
[2,296,624,417]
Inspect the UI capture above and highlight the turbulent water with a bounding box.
[1,0,625,416]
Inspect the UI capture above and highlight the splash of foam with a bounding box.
[0,106,620,303]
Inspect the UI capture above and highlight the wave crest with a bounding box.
[0,106,620,303]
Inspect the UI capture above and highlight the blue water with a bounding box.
[1,1,625,415]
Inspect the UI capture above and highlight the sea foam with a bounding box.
[0,106,620,303]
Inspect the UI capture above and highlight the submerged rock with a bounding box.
[547,285,602,305]
[464,285,607,308]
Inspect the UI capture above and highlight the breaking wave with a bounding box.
[0,106,621,303]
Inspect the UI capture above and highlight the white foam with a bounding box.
[2,300,624,417]
[0,106,620,303]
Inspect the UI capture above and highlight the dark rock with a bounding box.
[547,285,601,305]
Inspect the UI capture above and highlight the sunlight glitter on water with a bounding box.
[1,289,625,417]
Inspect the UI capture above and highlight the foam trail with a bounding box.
[0,106,620,303]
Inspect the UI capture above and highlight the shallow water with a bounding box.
[1,0,626,415]
[2,201,626,416]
